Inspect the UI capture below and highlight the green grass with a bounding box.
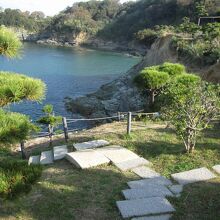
[0,121,219,219]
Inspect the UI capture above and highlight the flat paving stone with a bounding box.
[115,157,151,171]
[28,155,40,165]
[168,185,183,195]
[132,166,161,179]
[65,149,110,169]
[53,145,68,160]
[132,214,172,220]
[116,197,175,218]
[171,167,216,185]
[40,150,54,165]
[122,186,173,200]
[95,145,140,164]
[73,140,109,151]
[212,165,220,174]
[128,177,172,189]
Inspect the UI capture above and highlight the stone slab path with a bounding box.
[116,197,175,218]
[171,167,216,185]
[96,145,140,163]
[40,150,54,165]
[73,140,109,151]
[95,145,151,171]
[131,214,172,220]
[128,177,173,189]
[115,157,151,171]
[168,185,183,195]
[122,186,173,200]
[212,165,220,174]
[132,166,161,179]
[65,150,110,169]
[28,155,40,165]
[53,145,68,160]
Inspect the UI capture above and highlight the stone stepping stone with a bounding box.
[53,145,68,160]
[171,167,216,185]
[73,140,109,151]
[28,155,40,165]
[132,214,172,220]
[212,165,220,174]
[65,149,110,169]
[128,177,172,189]
[95,145,140,164]
[168,185,183,195]
[132,166,161,179]
[40,150,54,165]
[116,197,175,219]
[115,157,151,171]
[122,186,173,200]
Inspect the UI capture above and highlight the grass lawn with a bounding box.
[0,121,219,220]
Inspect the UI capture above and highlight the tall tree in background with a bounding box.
[0,26,46,144]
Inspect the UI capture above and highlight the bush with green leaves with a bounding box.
[0,110,38,143]
[0,159,42,198]
[134,28,158,46]
[37,104,62,144]
[134,62,186,108]
[0,27,46,144]
[161,74,220,153]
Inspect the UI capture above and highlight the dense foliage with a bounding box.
[134,62,186,107]
[161,74,220,152]
[44,0,123,38]
[0,110,37,143]
[173,18,220,65]
[0,159,42,198]
[0,8,50,32]
[0,71,45,107]
[0,27,46,144]
[0,26,22,58]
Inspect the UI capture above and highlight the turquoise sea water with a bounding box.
[0,43,140,121]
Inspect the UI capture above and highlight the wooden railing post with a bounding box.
[20,141,26,159]
[62,117,69,142]
[127,112,132,135]
[118,112,121,122]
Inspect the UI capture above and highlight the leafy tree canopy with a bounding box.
[161,73,220,152]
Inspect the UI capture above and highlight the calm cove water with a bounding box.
[0,43,140,122]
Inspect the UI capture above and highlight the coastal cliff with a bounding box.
[65,35,220,118]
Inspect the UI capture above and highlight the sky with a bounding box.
[0,0,130,16]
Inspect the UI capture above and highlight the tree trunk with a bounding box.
[184,128,196,153]
[149,90,155,110]
[48,124,53,146]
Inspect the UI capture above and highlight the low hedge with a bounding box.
[0,159,42,198]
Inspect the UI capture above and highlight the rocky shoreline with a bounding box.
[64,35,220,118]
[17,30,219,119]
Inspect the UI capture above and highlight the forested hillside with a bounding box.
[0,8,50,32]
[0,0,219,64]
[40,0,219,41]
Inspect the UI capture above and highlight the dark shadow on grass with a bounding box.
[0,160,135,220]
[170,178,220,220]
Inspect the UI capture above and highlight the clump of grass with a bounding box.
[0,159,42,199]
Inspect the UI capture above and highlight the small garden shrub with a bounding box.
[0,159,42,198]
